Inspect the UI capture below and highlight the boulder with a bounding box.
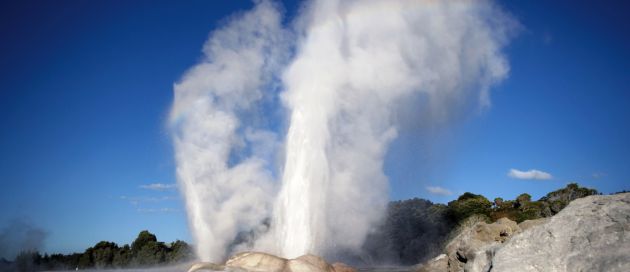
[225,252,287,272]
[489,193,630,272]
[415,254,447,272]
[517,217,548,231]
[187,262,226,272]
[285,254,335,272]
[444,217,520,272]
[189,252,357,272]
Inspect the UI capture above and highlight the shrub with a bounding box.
[447,193,492,223]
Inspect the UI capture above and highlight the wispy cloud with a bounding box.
[426,186,453,196]
[139,183,177,191]
[120,195,178,206]
[508,168,553,180]
[136,208,180,213]
[592,172,606,179]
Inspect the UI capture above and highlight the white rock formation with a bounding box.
[489,193,630,272]
[188,252,355,272]
[444,217,521,272]
[417,193,630,272]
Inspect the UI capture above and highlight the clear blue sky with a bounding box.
[0,0,628,256]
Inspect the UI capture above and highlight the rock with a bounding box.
[517,217,548,231]
[444,217,520,272]
[285,254,335,272]
[331,262,357,272]
[415,254,447,272]
[489,193,630,272]
[187,262,226,272]
[189,252,357,272]
[225,252,287,272]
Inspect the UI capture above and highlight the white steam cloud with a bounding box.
[170,0,516,262]
[170,1,289,262]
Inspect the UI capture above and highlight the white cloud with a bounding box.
[592,172,606,179]
[120,195,178,206]
[426,186,453,196]
[120,196,178,202]
[139,183,177,191]
[136,208,180,213]
[508,168,553,180]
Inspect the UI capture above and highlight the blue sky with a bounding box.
[0,0,628,256]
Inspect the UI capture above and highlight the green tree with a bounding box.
[515,193,532,208]
[15,251,40,272]
[77,250,92,269]
[167,240,194,263]
[113,244,132,268]
[134,241,168,266]
[447,192,492,222]
[540,183,598,214]
[131,230,158,254]
[493,197,504,207]
[91,241,118,268]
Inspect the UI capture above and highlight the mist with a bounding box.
[170,0,516,262]
[0,218,47,260]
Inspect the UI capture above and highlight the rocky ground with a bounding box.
[186,193,629,272]
[188,252,359,272]
[416,193,630,272]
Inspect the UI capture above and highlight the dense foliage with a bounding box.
[447,192,493,222]
[490,183,599,222]
[3,230,194,271]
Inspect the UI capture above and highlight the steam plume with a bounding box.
[274,0,514,258]
[170,1,289,262]
[171,0,516,262]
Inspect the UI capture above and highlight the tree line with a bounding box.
[4,230,194,271]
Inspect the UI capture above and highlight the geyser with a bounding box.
[170,0,516,262]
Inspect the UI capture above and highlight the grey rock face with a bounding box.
[489,193,630,272]
[443,217,521,272]
[516,218,548,231]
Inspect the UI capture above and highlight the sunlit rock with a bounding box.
[188,252,356,272]
[490,193,630,272]
[226,252,287,272]
[444,217,520,272]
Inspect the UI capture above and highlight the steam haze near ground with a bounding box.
[0,218,47,260]
[170,0,516,262]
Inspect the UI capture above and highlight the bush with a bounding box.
[131,230,158,254]
[447,193,492,222]
[167,240,194,263]
[539,183,598,215]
